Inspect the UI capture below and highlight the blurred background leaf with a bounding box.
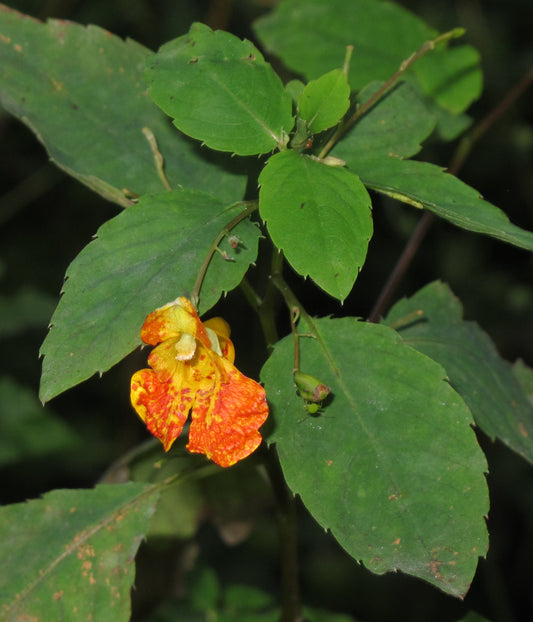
[0,375,80,467]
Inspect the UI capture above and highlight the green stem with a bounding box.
[240,276,280,350]
[191,200,259,308]
[270,270,322,374]
[289,307,301,372]
[270,271,314,332]
[319,28,465,159]
[254,247,285,351]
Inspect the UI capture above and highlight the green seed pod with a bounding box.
[294,371,331,403]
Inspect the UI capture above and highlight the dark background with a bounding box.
[1,1,533,620]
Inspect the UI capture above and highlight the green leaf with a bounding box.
[0,377,80,467]
[39,190,261,402]
[513,359,533,408]
[145,22,294,156]
[298,69,350,134]
[261,317,488,597]
[384,281,533,466]
[0,6,244,206]
[259,150,372,300]
[351,157,533,251]
[333,81,436,161]
[254,0,481,114]
[0,482,159,621]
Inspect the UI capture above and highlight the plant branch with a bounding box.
[448,65,533,176]
[191,200,259,308]
[367,64,533,322]
[244,246,286,352]
[367,211,435,322]
[270,271,314,331]
[319,28,465,159]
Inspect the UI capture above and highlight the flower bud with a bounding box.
[293,371,331,403]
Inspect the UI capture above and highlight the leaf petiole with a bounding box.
[192,200,259,308]
[142,126,172,191]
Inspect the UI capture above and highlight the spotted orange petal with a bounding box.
[187,359,269,467]
[131,366,191,451]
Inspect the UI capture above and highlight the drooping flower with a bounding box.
[130,297,269,467]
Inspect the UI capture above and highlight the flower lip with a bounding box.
[174,332,197,360]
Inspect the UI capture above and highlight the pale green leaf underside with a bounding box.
[39,190,261,402]
[0,6,244,206]
[145,22,294,156]
[384,281,533,465]
[254,0,481,114]
[354,158,533,252]
[0,483,159,621]
[259,150,372,300]
[261,318,488,597]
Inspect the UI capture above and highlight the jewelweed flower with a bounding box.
[130,297,269,467]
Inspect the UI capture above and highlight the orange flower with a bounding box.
[130,297,269,467]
